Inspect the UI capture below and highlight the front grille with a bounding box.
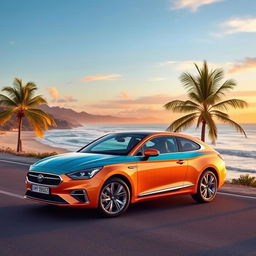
[25,190,68,204]
[27,172,62,186]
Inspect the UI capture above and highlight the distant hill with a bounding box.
[40,105,159,125]
[0,105,160,131]
[0,107,74,131]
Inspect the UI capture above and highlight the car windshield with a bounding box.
[79,133,147,155]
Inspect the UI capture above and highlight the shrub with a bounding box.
[231,174,256,187]
[0,147,57,159]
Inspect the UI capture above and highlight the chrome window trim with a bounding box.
[138,184,194,197]
[133,135,204,157]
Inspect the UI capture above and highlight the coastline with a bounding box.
[0,131,69,154]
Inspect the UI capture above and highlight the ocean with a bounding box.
[38,124,256,179]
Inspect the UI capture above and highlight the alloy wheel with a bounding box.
[100,181,128,215]
[200,172,217,200]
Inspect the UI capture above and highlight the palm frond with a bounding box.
[180,73,202,99]
[212,99,248,111]
[13,78,23,102]
[214,114,247,138]
[188,92,201,103]
[0,94,18,107]
[164,100,200,113]
[1,87,20,103]
[0,109,15,125]
[210,79,236,104]
[25,108,56,126]
[211,68,224,87]
[194,62,202,77]
[24,82,37,102]
[27,95,47,107]
[24,109,56,138]
[210,109,229,118]
[166,112,198,132]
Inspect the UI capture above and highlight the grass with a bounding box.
[230,174,256,187]
[0,147,57,159]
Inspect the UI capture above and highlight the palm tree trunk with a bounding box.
[201,120,206,142]
[17,116,23,152]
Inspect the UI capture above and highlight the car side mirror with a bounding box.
[144,149,160,158]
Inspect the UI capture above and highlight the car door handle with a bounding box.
[176,160,185,165]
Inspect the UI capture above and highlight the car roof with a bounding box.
[110,131,205,145]
[111,131,157,136]
[110,131,196,138]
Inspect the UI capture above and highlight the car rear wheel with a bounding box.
[192,170,218,203]
[98,178,130,217]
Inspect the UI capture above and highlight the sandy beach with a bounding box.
[0,131,69,154]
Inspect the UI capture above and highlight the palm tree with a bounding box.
[0,78,56,152]
[164,61,247,144]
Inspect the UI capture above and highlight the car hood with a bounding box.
[29,152,137,175]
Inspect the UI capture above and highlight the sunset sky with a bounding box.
[0,0,256,123]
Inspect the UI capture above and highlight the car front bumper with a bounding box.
[25,173,101,208]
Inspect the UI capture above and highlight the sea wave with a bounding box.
[226,166,256,174]
[215,148,256,159]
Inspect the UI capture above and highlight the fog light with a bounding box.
[70,190,88,203]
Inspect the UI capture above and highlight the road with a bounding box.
[0,160,255,256]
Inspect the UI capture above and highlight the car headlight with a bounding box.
[67,167,103,180]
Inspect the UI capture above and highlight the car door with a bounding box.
[136,136,188,197]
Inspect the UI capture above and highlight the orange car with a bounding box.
[25,132,226,217]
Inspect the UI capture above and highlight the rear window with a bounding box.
[177,137,201,152]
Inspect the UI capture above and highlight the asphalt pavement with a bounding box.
[0,160,255,256]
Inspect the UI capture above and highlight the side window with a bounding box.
[177,137,200,152]
[137,136,178,155]
[166,137,179,153]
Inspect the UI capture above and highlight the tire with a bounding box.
[98,178,131,217]
[192,170,218,203]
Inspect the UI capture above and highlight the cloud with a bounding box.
[86,94,184,122]
[228,58,256,74]
[120,91,131,99]
[228,90,256,97]
[170,0,223,12]
[148,77,167,82]
[159,58,256,75]
[222,17,256,34]
[81,74,121,82]
[89,94,184,110]
[47,87,59,101]
[56,95,77,103]
[47,87,77,103]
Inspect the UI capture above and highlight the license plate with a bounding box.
[31,184,50,194]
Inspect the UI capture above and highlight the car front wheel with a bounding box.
[98,178,131,217]
[192,170,218,203]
